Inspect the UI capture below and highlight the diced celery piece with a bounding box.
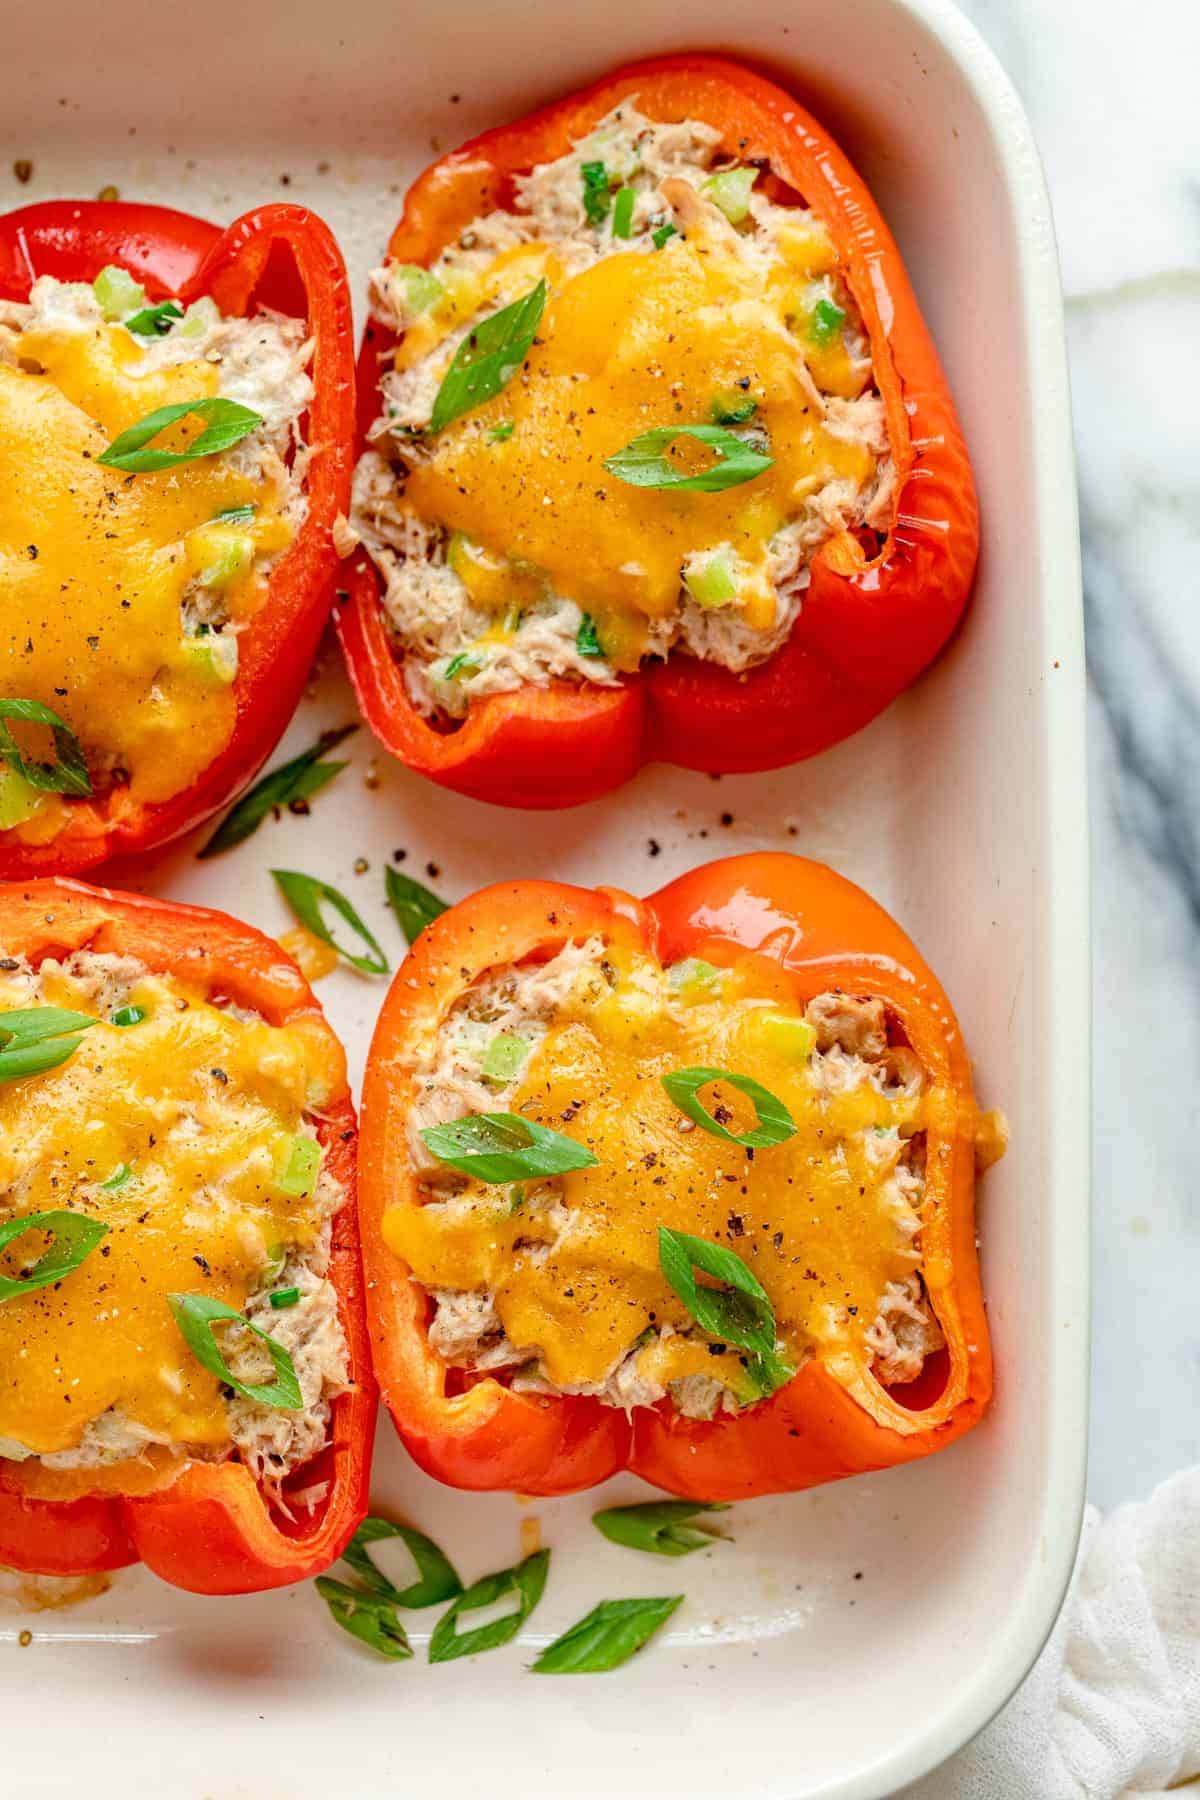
[683,549,737,609]
[701,167,757,224]
[482,1032,530,1083]
[178,295,220,338]
[393,263,445,318]
[194,524,255,590]
[260,1243,288,1287]
[93,265,146,320]
[0,764,46,830]
[758,1014,817,1060]
[668,958,722,999]
[182,633,239,683]
[278,1134,321,1197]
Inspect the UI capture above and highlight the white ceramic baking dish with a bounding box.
[0,0,1088,1792]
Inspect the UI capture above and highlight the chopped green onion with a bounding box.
[315,1577,413,1660]
[391,263,445,318]
[651,223,678,250]
[0,698,91,797]
[340,1517,463,1610]
[709,389,758,427]
[384,866,449,948]
[0,1007,95,1083]
[110,1005,145,1027]
[99,1164,133,1192]
[442,651,481,681]
[123,299,184,337]
[701,166,757,224]
[810,295,846,346]
[92,265,146,319]
[658,1226,794,1397]
[532,1595,683,1674]
[278,1134,321,1197]
[212,503,256,526]
[183,632,239,684]
[660,1066,795,1147]
[97,397,263,473]
[0,764,44,830]
[581,161,611,227]
[593,1498,730,1557]
[429,280,546,434]
[611,187,635,239]
[167,1292,302,1409]
[419,1112,597,1184]
[682,548,737,608]
[427,1548,549,1663]
[575,613,604,658]
[0,1210,109,1302]
[481,1032,529,1083]
[604,424,772,494]
[272,869,390,977]
[488,421,515,442]
[269,1286,301,1310]
[198,724,357,858]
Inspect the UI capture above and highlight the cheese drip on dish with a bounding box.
[388,940,941,1421]
[352,104,894,722]
[0,951,348,1500]
[0,273,312,837]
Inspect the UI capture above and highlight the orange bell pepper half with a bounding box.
[0,200,356,878]
[0,879,375,1592]
[358,853,992,1500]
[339,56,979,807]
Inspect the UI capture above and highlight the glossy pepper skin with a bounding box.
[339,56,980,809]
[0,200,356,877]
[358,852,992,1500]
[0,879,375,1593]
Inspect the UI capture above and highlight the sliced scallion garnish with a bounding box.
[123,299,185,337]
[268,1286,301,1310]
[97,397,264,472]
[581,160,611,227]
[167,1292,303,1408]
[658,1226,794,1397]
[0,1210,109,1302]
[384,866,448,948]
[488,421,515,442]
[315,1577,413,1660]
[709,389,758,427]
[593,1498,730,1557]
[442,651,481,681]
[340,1518,463,1610]
[0,1006,95,1082]
[611,186,635,239]
[651,222,678,250]
[427,1548,549,1663]
[110,1005,145,1027]
[99,1164,133,1192]
[198,724,357,858]
[0,698,92,797]
[420,1112,597,1184]
[810,295,847,346]
[575,613,604,658]
[603,424,772,494]
[531,1594,683,1674]
[211,503,256,526]
[272,869,390,977]
[660,1066,795,1147]
[428,280,546,434]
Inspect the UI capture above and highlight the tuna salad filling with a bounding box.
[391,940,940,1422]
[351,103,894,722]
[0,950,349,1498]
[0,268,313,823]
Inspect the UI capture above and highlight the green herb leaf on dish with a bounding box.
[341,1518,464,1610]
[575,613,604,658]
[168,1292,303,1409]
[0,1006,96,1083]
[272,869,390,977]
[592,1498,730,1557]
[0,1210,109,1303]
[0,698,92,797]
[428,281,547,434]
[427,1548,549,1663]
[658,1226,794,1397]
[420,1112,597,1184]
[123,299,185,337]
[660,1066,795,1147]
[97,397,264,472]
[611,187,635,239]
[531,1594,683,1673]
[198,724,357,859]
[315,1576,414,1660]
[603,424,772,494]
[581,161,612,227]
[384,866,449,948]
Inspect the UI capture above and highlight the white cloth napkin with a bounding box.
[909,1469,1200,1799]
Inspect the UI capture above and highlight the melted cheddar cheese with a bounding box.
[0,311,292,812]
[0,962,343,1460]
[387,950,928,1402]
[397,221,874,668]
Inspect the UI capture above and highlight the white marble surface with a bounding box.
[953,0,1200,1508]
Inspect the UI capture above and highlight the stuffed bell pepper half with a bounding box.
[358,853,1001,1499]
[0,880,374,1592]
[0,199,355,876]
[340,56,979,807]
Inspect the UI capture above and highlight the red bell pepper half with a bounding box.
[0,879,375,1593]
[0,200,356,877]
[338,56,980,808]
[357,852,992,1500]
